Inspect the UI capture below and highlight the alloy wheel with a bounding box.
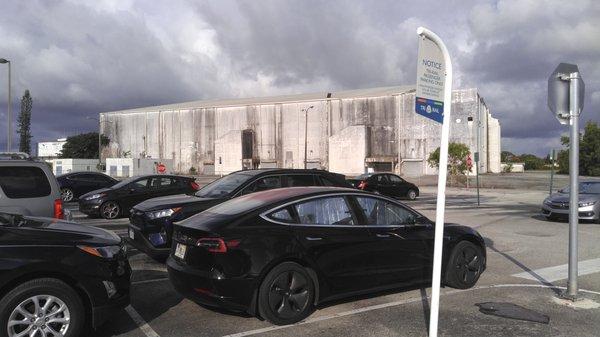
[7,294,70,337]
[454,246,481,284]
[101,202,120,219]
[407,190,417,200]
[268,271,310,320]
[61,189,73,203]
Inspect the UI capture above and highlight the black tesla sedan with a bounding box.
[57,172,118,202]
[78,174,199,219]
[0,212,130,336]
[167,187,486,325]
[350,173,420,200]
[128,169,349,259]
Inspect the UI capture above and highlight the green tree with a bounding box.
[17,90,33,154]
[428,142,471,185]
[501,151,515,162]
[59,132,109,159]
[519,154,545,170]
[556,121,600,176]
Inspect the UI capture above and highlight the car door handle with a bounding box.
[376,233,391,238]
[305,236,323,241]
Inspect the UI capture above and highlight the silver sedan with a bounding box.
[541,181,600,223]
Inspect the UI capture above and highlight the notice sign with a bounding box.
[416,35,446,124]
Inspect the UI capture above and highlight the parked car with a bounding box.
[57,172,118,202]
[0,212,130,337]
[128,169,350,259]
[167,187,486,325]
[350,173,419,200]
[79,174,199,220]
[0,152,66,219]
[542,181,600,223]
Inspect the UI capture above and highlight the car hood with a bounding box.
[133,194,219,212]
[5,216,121,246]
[546,193,599,203]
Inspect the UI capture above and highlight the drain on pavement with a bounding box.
[475,302,550,324]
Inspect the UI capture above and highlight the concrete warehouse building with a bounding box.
[99,86,501,177]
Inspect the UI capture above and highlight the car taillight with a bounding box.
[190,181,200,190]
[196,238,240,253]
[54,199,64,219]
[358,180,368,190]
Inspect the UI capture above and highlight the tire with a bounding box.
[258,262,315,325]
[0,278,84,337]
[61,188,74,202]
[100,201,121,220]
[406,189,417,200]
[444,241,484,289]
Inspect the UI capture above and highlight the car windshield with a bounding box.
[355,174,371,180]
[111,176,139,189]
[195,172,254,198]
[560,182,600,194]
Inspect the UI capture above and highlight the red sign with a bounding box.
[466,155,473,169]
[157,163,166,174]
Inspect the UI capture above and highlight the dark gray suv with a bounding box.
[0,152,67,219]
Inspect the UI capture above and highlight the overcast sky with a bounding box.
[0,0,599,156]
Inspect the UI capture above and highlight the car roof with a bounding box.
[228,169,340,177]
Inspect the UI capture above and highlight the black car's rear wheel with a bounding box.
[61,188,74,202]
[406,189,417,200]
[100,201,121,219]
[445,241,484,289]
[258,262,315,325]
[0,278,84,337]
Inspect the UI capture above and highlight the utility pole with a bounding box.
[302,105,314,169]
[0,58,11,151]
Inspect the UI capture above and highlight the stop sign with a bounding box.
[466,155,473,169]
[157,163,166,174]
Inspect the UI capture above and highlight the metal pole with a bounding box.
[549,149,555,195]
[417,27,452,337]
[98,119,102,165]
[7,61,11,151]
[566,72,580,299]
[304,108,308,169]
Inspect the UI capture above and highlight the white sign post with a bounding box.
[415,27,452,337]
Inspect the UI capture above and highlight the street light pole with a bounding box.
[302,105,314,169]
[0,58,11,151]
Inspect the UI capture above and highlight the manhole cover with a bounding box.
[475,302,550,324]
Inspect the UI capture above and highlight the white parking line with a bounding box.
[125,305,160,337]
[220,284,600,337]
[512,258,600,282]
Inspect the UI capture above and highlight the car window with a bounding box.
[295,197,355,226]
[355,196,415,226]
[268,208,296,223]
[195,172,254,198]
[287,175,316,187]
[376,175,390,184]
[319,176,336,186]
[129,178,149,190]
[389,175,403,183]
[96,175,114,183]
[241,176,282,195]
[150,177,175,189]
[0,166,52,199]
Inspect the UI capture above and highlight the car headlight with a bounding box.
[146,207,182,220]
[78,245,122,259]
[579,201,597,207]
[85,193,106,200]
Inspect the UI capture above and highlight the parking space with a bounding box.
[66,186,600,337]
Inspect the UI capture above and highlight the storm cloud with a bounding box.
[0,0,598,156]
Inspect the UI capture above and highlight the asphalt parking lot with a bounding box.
[66,186,600,337]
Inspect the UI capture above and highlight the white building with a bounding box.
[99,86,501,177]
[50,159,100,175]
[105,158,174,177]
[37,138,67,159]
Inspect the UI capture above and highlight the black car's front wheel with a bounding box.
[258,262,315,325]
[61,188,74,202]
[0,278,84,337]
[445,241,484,289]
[100,201,121,219]
[406,189,418,200]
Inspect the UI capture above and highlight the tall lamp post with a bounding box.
[0,58,11,151]
[302,105,314,169]
[86,117,112,165]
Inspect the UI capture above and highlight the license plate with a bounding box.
[128,229,134,240]
[175,243,187,259]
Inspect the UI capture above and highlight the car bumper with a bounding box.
[79,199,103,216]
[541,204,598,220]
[126,224,171,258]
[166,256,255,313]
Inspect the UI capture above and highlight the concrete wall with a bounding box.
[51,159,100,175]
[100,86,501,177]
[105,158,174,177]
